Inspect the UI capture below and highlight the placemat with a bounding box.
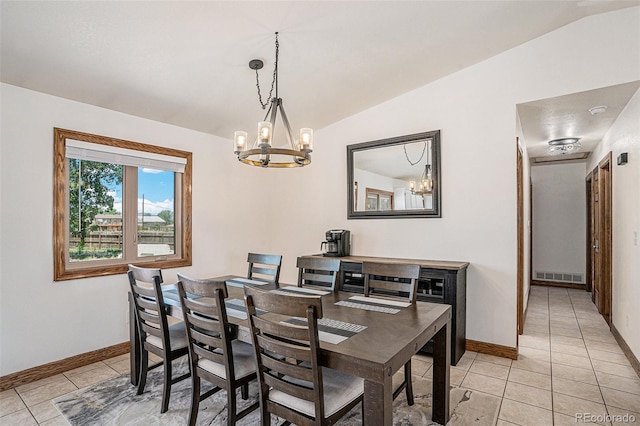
[226,277,270,288]
[335,295,410,314]
[224,298,266,319]
[282,317,366,344]
[270,286,330,296]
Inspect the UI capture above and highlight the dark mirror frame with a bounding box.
[347,130,441,219]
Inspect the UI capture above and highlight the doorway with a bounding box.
[588,152,613,324]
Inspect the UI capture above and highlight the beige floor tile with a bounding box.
[601,387,640,412]
[65,364,120,389]
[508,367,552,390]
[103,353,130,365]
[518,346,550,362]
[553,392,608,418]
[496,420,519,426]
[27,399,62,423]
[552,363,598,385]
[449,367,467,386]
[474,353,512,367]
[107,359,131,375]
[498,398,553,426]
[0,389,18,400]
[606,406,640,425]
[0,407,38,426]
[469,360,510,380]
[454,351,477,371]
[591,359,638,379]
[40,415,72,426]
[503,381,552,410]
[551,334,586,348]
[63,361,108,376]
[551,351,593,369]
[411,357,432,377]
[584,340,625,355]
[588,349,634,366]
[523,324,550,335]
[583,332,618,345]
[596,371,640,396]
[550,325,583,338]
[551,342,590,358]
[16,377,77,407]
[511,355,551,376]
[0,391,25,416]
[460,372,506,397]
[15,375,68,394]
[553,376,604,403]
[525,316,548,326]
[554,412,608,425]
[519,334,551,351]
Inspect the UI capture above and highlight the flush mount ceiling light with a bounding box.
[233,32,313,168]
[548,137,582,155]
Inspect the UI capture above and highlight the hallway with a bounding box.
[506,285,640,424]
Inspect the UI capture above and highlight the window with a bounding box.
[53,128,192,281]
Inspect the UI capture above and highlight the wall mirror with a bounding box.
[347,130,441,219]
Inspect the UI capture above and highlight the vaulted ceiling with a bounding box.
[2,1,638,152]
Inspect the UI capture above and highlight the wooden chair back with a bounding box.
[362,261,420,303]
[244,286,327,425]
[296,257,341,292]
[176,274,233,387]
[247,253,282,286]
[128,265,169,352]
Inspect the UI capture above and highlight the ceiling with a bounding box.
[518,81,640,162]
[2,1,639,148]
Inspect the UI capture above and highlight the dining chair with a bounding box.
[244,286,364,426]
[362,261,421,406]
[128,264,190,413]
[296,257,341,292]
[176,274,259,426]
[247,253,283,287]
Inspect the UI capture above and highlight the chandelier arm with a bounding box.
[277,99,296,150]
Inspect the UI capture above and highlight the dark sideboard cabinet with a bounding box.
[305,254,468,366]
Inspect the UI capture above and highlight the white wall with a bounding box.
[587,88,640,361]
[265,7,640,350]
[531,162,587,280]
[1,7,639,375]
[0,84,274,375]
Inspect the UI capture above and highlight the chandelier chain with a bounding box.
[255,33,279,110]
[403,141,427,166]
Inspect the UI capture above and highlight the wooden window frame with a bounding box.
[53,128,192,281]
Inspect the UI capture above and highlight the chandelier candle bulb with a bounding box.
[300,128,313,151]
[258,122,272,147]
[234,131,248,153]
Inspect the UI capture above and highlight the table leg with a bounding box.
[432,320,451,425]
[128,292,140,386]
[363,375,393,425]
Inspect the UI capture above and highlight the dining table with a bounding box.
[128,275,452,425]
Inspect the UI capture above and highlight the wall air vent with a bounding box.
[535,271,584,284]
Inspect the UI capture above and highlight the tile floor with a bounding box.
[1,285,639,425]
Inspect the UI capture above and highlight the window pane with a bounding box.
[137,168,175,258]
[68,159,123,262]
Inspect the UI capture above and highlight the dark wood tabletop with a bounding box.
[129,275,452,425]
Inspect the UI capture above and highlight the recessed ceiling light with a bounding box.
[589,105,607,115]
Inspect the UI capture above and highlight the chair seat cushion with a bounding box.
[145,321,188,351]
[198,340,256,380]
[269,367,364,418]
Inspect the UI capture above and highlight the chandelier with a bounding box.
[234,32,313,168]
[404,140,433,195]
[548,137,581,155]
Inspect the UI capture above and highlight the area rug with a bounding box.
[54,357,500,425]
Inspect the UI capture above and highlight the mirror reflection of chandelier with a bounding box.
[233,32,313,168]
[405,139,433,195]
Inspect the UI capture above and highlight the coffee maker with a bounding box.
[321,229,350,257]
